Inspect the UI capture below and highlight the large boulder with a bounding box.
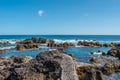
[16,38,55,50]
[17,38,47,44]
[16,43,38,50]
[107,45,120,59]
[0,49,79,80]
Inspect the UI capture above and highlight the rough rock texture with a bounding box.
[0,49,79,80]
[107,45,120,59]
[101,62,120,74]
[77,41,102,47]
[47,42,75,48]
[89,56,120,74]
[0,41,10,45]
[77,41,118,47]
[76,64,102,80]
[84,69,105,80]
[0,50,7,54]
[77,55,120,80]
[16,38,55,50]
[0,56,32,70]
[16,43,39,50]
[0,48,120,80]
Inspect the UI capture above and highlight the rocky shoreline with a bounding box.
[0,38,119,53]
[0,49,78,80]
[0,47,119,80]
[0,38,120,80]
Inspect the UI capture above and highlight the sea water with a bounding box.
[0,35,118,58]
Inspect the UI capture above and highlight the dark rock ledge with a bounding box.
[0,49,79,80]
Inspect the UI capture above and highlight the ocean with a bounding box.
[0,35,119,61]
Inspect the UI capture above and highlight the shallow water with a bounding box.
[64,47,111,62]
[0,47,111,60]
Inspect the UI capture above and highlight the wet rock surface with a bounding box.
[47,42,75,48]
[0,41,10,45]
[107,45,120,59]
[0,49,7,54]
[16,43,39,50]
[77,41,118,47]
[16,38,55,50]
[84,69,105,80]
[77,55,120,80]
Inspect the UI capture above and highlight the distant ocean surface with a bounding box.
[0,35,120,62]
[1,35,120,42]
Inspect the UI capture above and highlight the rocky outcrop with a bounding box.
[16,37,55,44]
[84,69,105,80]
[0,56,32,70]
[0,49,7,54]
[16,38,55,50]
[0,48,120,80]
[17,38,47,44]
[101,62,120,74]
[77,41,118,47]
[77,55,120,80]
[48,42,75,48]
[76,64,102,80]
[0,49,79,80]
[77,41,102,47]
[0,41,10,45]
[107,45,120,59]
[89,56,120,74]
[16,43,38,50]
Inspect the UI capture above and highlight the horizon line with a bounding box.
[1,34,120,36]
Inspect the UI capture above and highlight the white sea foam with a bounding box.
[0,39,16,44]
[54,39,78,43]
[75,46,84,47]
[53,39,98,46]
[8,40,16,44]
[0,46,15,50]
[92,52,102,55]
[100,40,120,43]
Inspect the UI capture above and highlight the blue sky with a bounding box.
[0,0,120,35]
